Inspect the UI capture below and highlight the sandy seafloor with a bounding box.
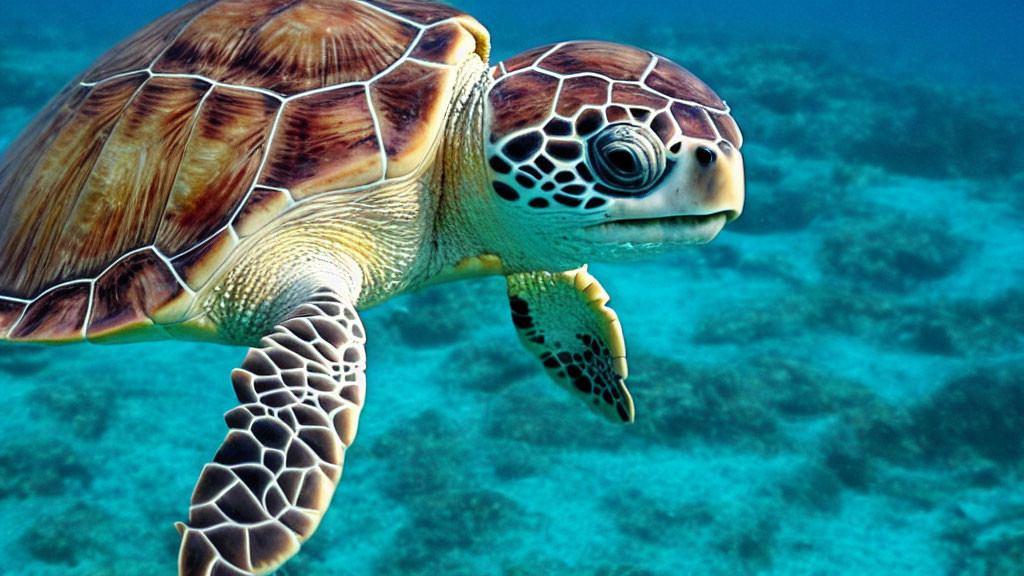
[1,0,1023,574]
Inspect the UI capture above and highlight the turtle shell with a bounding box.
[0,0,489,343]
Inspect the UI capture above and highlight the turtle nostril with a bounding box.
[695,146,716,169]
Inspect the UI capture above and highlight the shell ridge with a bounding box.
[639,53,659,83]
[406,57,456,70]
[82,277,96,340]
[700,108,723,142]
[364,86,389,183]
[87,72,289,101]
[80,69,151,88]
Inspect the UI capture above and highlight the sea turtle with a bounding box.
[0,0,744,574]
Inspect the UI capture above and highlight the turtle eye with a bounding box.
[588,123,666,196]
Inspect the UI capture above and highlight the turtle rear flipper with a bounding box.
[506,267,633,423]
[177,289,366,576]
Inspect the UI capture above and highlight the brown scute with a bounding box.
[371,59,455,177]
[539,41,652,82]
[153,0,419,95]
[0,298,26,338]
[87,249,185,339]
[232,186,291,238]
[0,74,146,298]
[83,0,218,83]
[611,83,669,111]
[556,75,610,118]
[53,76,211,281]
[605,105,630,124]
[711,113,744,149]
[157,86,279,256]
[645,56,725,110]
[173,228,237,291]
[500,44,557,74]
[7,282,90,342]
[261,86,382,198]
[650,111,679,145]
[671,102,718,141]
[409,21,476,65]
[488,70,560,141]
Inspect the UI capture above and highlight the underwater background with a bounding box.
[1,0,1023,574]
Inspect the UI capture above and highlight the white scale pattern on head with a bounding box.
[2,1,474,339]
[483,44,733,214]
[487,49,731,145]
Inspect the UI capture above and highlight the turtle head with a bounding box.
[482,41,744,263]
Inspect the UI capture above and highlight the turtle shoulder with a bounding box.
[0,0,489,343]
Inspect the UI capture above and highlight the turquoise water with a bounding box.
[1,1,1023,574]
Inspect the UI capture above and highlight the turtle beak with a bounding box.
[694,140,745,223]
[587,139,745,245]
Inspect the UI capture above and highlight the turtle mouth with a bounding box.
[583,211,733,245]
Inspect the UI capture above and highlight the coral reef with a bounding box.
[843,83,1024,181]
[30,376,118,439]
[696,283,1023,359]
[484,388,625,450]
[811,362,1024,496]
[444,338,537,393]
[626,354,782,451]
[0,437,91,498]
[910,364,1024,466]
[627,353,877,452]
[606,486,785,574]
[776,460,844,513]
[819,214,969,291]
[370,410,473,500]
[711,507,780,573]
[21,503,106,566]
[377,488,535,575]
[609,488,719,547]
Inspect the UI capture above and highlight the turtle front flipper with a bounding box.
[506,267,633,423]
[177,289,366,576]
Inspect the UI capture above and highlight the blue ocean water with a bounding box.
[1,1,1023,575]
